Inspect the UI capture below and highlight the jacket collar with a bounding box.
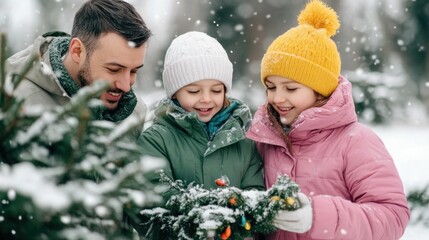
[154,97,251,156]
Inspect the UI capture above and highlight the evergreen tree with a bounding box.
[407,185,429,227]
[0,33,163,240]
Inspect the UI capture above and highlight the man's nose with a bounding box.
[114,74,132,93]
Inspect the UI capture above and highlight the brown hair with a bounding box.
[71,0,151,57]
[223,85,231,107]
[266,91,328,154]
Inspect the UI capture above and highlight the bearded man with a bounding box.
[7,0,151,137]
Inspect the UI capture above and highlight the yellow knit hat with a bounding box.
[261,0,341,97]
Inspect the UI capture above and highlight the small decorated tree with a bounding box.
[141,172,301,240]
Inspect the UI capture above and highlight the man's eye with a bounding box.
[107,68,120,73]
[287,88,297,91]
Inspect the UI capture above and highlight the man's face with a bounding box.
[77,33,148,109]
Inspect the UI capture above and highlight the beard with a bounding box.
[77,59,91,87]
[76,59,124,110]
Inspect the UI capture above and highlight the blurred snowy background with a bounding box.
[1,0,428,239]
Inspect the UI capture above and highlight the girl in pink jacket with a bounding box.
[246,1,410,239]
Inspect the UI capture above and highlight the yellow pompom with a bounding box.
[298,0,340,37]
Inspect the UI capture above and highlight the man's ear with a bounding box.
[69,38,86,64]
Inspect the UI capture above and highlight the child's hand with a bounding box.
[272,192,313,233]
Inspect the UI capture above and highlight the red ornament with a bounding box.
[215,176,230,187]
[215,179,227,186]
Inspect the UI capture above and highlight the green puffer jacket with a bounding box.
[132,97,264,239]
[139,97,265,190]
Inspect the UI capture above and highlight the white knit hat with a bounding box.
[162,31,233,98]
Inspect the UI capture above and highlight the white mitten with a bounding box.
[273,192,313,233]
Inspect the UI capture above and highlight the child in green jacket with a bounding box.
[136,31,264,239]
[140,31,264,190]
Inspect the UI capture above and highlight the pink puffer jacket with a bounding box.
[246,76,410,240]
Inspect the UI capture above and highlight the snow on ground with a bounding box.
[371,124,429,239]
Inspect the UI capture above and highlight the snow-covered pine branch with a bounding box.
[141,172,301,240]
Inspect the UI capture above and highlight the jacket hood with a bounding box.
[247,76,357,146]
[6,34,69,98]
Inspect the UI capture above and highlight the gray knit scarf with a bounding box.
[49,37,137,122]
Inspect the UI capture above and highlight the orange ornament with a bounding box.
[228,197,236,206]
[220,226,232,240]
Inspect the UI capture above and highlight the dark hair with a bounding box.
[265,92,328,155]
[266,103,293,154]
[71,0,151,55]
